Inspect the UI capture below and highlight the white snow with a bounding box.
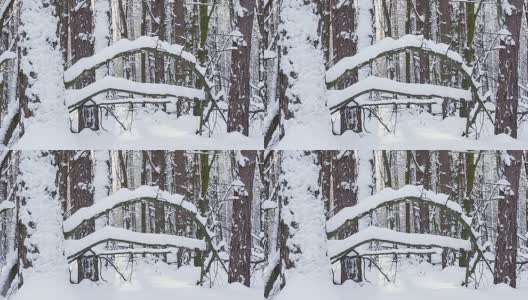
[328,226,472,260]
[326,34,472,84]
[18,0,70,146]
[66,77,205,109]
[278,0,331,143]
[327,76,472,110]
[0,201,14,214]
[0,52,15,66]
[64,36,205,84]
[65,226,206,260]
[63,185,199,234]
[326,184,470,234]
[16,151,67,274]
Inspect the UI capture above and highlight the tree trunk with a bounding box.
[494,1,523,138]
[68,0,97,131]
[494,150,521,288]
[227,0,256,136]
[333,151,362,283]
[332,0,361,133]
[228,151,257,286]
[415,151,431,234]
[16,151,66,286]
[69,151,98,282]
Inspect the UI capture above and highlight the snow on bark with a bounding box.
[277,0,331,144]
[0,201,14,214]
[93,0,113,78]
[63,185,201,234]
[0,52,15,66]
[17,151,67,274]
[276,151,339,300]
[328,226,472,260]
[64,226,206,260]
[18,0,68,140]
[93,151,112,228]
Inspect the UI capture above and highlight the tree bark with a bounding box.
[332,0,361,133]
[227,0,256,136]
[69,151,98,282]
[228,151,257,286]
[494,150,521,288]
[333,151,362,283]
[494,1,523,138]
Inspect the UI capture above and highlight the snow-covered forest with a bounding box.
[0,150,527,299]
[1,0,528,299]
[0,0,523,148]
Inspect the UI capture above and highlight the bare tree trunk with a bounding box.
[332,0,361,133]
[227,0,256,136]
[438,150,453,268]
[333,151,362,283]
[151,0,166,84]
[173,151,190,267]
[415,150,431,234]
[69,151,98,282]
[416,0,431,90]
[494,150,521,288]
[150,151,166,234]
[494,1,523,138]
[228,151,257,286]
[68,0,97,131]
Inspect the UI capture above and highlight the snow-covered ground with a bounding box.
[13,107,262,150]
[273,107,528,150]
[7,255,528,300]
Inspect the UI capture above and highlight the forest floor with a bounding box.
[14,108,262,149]
[277,108,528,150]
[8,256,528,300]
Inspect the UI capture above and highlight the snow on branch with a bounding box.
[348,248,439,258]
[65,76,205,111]
[326,185,471,236]
[328,226,471,261]
[327,76,472,112]
[92,248,172,256]
[0,201,14,214]
[63,185,201,235]
[326,34,472,85]
[64,36,205,84]
[65,226,206,260]
[0,51,15,66]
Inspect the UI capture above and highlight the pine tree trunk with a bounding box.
[494,1,523,138]
[68,0,97,131]
[415,150,430,234]
[332,0,361,133]
[227,0,256,136]
[69,151,98,282]
[333,151,362,283]
[228,151,257,286]
[494,150,521,288]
